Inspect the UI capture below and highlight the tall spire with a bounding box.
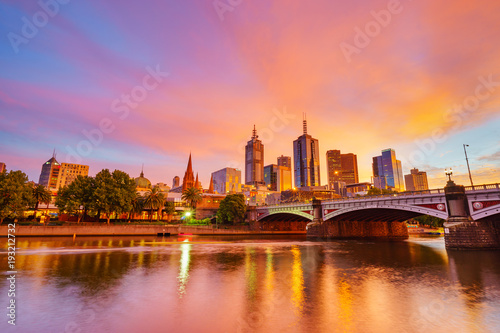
[208,174,214,194]
[252,125,258,139]
[140,163,144,178]
[303,113,307,135]
[186,152,193,174]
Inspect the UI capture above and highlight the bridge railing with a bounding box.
[464,183,500,191]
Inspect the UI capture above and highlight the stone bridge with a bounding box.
[249,182,500,249]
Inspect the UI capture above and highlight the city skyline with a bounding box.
[1,0,499,189]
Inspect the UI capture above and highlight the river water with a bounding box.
[1,235,500,333]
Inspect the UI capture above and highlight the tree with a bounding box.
[143,187,165,221]
[216,194,247,224]
[32,184,52,217]
[164,201,176,222]
[366,187,396,196]
[129,192,144,221]
[94,169,136,224]
[55,175,95,223]
[0,170,36,223]
[182,187,202,209]
[414,215,445,228]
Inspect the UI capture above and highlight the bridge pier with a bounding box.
[444,180,500,250]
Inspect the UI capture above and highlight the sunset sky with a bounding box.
[1,0,499,189]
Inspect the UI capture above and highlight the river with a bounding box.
[1,235,500,332]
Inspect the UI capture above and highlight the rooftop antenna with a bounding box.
[252,124,258,139]
[52,148,56,158]
[303,113,307,135]
[140,163,144,177]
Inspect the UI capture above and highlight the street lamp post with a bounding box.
[463,144,474,187]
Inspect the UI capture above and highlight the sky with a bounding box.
[1,0,499,189]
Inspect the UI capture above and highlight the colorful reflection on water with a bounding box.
[1,235,500,332]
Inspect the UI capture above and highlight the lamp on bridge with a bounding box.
[445,169,453,184]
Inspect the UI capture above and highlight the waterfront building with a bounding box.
[182,153,196,191]
[0,162,5,173]
[264,164,292,191]
[154,182,171,193]
[56,163,89,190]
[405,168,429,191]
[277,155,291,168]
[345,182,372,197]
[212,167,242,194]
[293,115,320,188]
[135,169,152,194]
[326,150,359,187]
[372,149,404,192]
[245,125,265,186]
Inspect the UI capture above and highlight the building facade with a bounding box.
[326,150,359,188]
[212,167,242,194]
[405,168,429,191]
[293,117,320,188]
[0,162,5,173]
[264,164,292,192]
[245,126,265,186]
[277,155,291,168]
[172,176,180,188]
[56,163,89,190]
[38,156,61,189]
[372,149,404,192]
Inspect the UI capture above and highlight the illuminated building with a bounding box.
[0,162,5,173]
[372,149,404,192]
[245,125,265,186]
[405,168,429,191]
[56,163,89,190]
[277,155,291,168]
[326,150,359,188]
[264,164,292,191]
[38,153,61,190]
[293,115,320,188]
[212,167,241,194]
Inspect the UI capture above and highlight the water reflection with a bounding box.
[1,236,500,333]
[177,241,191,298]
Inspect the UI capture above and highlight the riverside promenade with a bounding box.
[0,224,305,237]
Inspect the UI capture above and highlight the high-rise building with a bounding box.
[293,115,320,188]
[0,162,5,173]
[277,155,291,168]
[372,149,404,192]
[212,167,242,194]
[326,150,359,187]
[172,176,180,188]
[340,153,359,185]
[405,168,429,191]
[264,164,292,191]
[245,125,265,186]
[38,154,61,189]
[56,163,89,189]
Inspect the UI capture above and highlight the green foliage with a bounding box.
[32,184,52,212]
[129,192,145,220]
[182,187,202,209]
[143,187,166,221]
[216,194,246,224]
[56,175,95,223]
[0,170,36,222]
[366,187,397,196]
[185,217,211,225]
[414,215,445,228]
[94,169,136,224]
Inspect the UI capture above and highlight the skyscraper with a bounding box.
[172,176,180,188]
[326,150,359,187]
[245,125,265,186]
[405,168,429,191]
[0,162,5,173]
[56,163,89,190]
[38,153,61,189]
[293,115,320,188]
[372,149,404,192]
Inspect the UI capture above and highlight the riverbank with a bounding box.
[0,225,305,237]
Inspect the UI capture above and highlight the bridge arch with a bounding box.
[471,203,500,220]
[324,204,448,221]
[257,211,313,222]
